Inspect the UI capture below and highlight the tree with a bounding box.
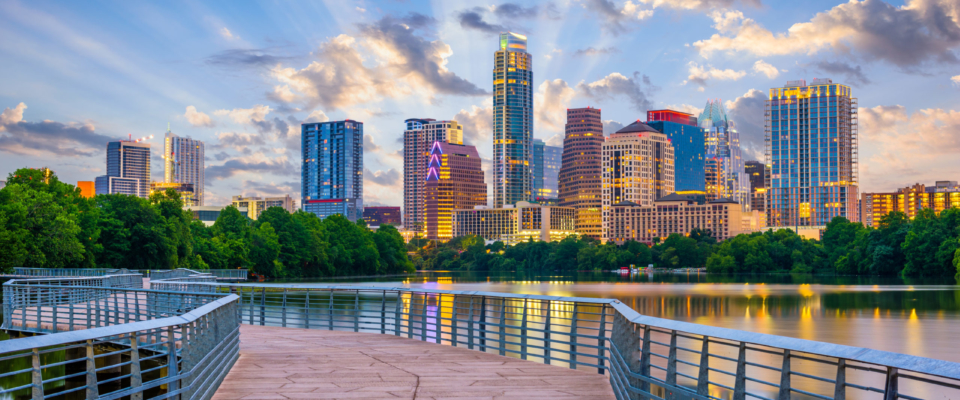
[0,183,84,269]
[248,222,281,278]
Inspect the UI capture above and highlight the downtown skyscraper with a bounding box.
[301,120,363,221]
[403,118,464,233]
[532,139,561,201]
[424,141,487,240]
[558,107,604,239]
[492,32,533,208]
[163,128,205,206]
[700,100,749,207]
[95,138,151,198]
[765,78,859,227]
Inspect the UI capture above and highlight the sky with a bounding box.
[0,0,958,207]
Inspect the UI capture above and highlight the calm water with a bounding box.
[286,271,960,365]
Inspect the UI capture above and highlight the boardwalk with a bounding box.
[213,325,616,400]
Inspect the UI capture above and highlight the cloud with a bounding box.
[219,27,239,41]
[684,62,746,87]
[457,3,556,33]
[574,46,620,57]
[545,133,564,147]
[494,3,542,19]
[752,60,780,79]
[582,0,655,34]
[271,14,485,110]
[534,79,576,134]
[214,105,272,124]
[457,9,508,34]
[454,105,493,146]
[205,48,295,68]
[363,134,381,152]
[184,106,214,128]
[637,0,762,9]
[693,1,960,69]
[602,120,625,135]
[724,89,767,159]
[206,154,297,180]
[663,104,702,115]
[365,168,401,186]
[242,180,299,197]
[304,109,330,123]
[0,102,114,157]
[215,132,266,153]
[577,72,656,112]
[953,75,960,85]
[810,61,872,86]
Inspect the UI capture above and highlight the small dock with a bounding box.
[213,325,616,400]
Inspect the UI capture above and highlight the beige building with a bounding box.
[232,195,296,220]
[601,121,675,241]
[862,181,960,228]
[605,193,757,245]
[403,119,464,232]
[453,201,576,245]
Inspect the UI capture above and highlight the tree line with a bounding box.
[412,212,960,277]
[0,168,413,278]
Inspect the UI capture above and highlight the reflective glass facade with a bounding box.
[647,117,705,192]
[700,101,749,208]
[163,130,205,206]
[95,140,150,198]
[531,139,562,201]
[765,79,859,227]
[493,32,533,207]
[301,120,363,221]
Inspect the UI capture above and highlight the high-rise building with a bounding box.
[558,107,604,239]
[232,195,297,220]
[453,201,576,245]
[647,109,705,192]
[301,120,363,221]
[531,139,562,202]
[744,161,767,221]
[363,206,403,227]
[700,100,749,208]
[766,78,859,227]
[424,142,487,240]
[493,32,533,208]
[151,182,195,204]
[163,129,205,206]
[861,181,960,228]
[403,118,464,233]
[77,181,94,198]
[601,121,675,242]
[95,139,151,198]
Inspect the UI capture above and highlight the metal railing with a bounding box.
[1,274,240,399]
[8,268,118,277]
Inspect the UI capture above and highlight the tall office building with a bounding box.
[492,32,533,207]
[95,139,151,198]
[601,121,675,241]
[558,107,604,239]
[700,100,749,208]
[646,109,705,192]
[424,142,487,240]
[301,120,363,221]
[744,161,766,218]
[403,118,464,233]
[163,129,205,206]
[532,139,562,202]
[766,78,859,227]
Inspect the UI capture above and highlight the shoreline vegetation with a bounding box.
[2,167,959,279]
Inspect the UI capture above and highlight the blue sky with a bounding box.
[1,0,958,206]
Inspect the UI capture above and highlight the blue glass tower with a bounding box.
[95,140,151,198]
[493,32,533,207]
[301,120,363,221]
[646,110,705,192]
[699,101,749,208]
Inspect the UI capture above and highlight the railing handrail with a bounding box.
[0,294,239,354]
[4,273,144,284]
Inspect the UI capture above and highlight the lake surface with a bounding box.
[286,271,960,365]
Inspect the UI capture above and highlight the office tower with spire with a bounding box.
[403,118,464,233]
[95,137,151,198]
[301,120,364,221]
[700,100,749,207]
[424,141,487,240]
[492,32,533,208]
[558,107,604,239]
[163,127,205,206]
[766,78,859,227]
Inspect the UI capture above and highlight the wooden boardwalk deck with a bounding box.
[213,325,616,400]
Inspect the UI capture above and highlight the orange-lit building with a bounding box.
[77,181,95,198]
[606,193,757,245]
[861,181,960,228]
[558,107,604,239]
[424,142,487,240]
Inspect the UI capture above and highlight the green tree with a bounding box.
[248,222,281,278]
[0,183,84,269]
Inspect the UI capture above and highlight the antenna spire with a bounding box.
[167,122,171,133]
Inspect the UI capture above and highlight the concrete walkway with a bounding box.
[213,325,616,400]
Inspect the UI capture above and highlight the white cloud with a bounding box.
[577,72,655,111]
[663,104,701,115]
[534,79,576,135]
[304,109,330,123]
[693,1,960,69]
[953,75,960,85]
[0,102,26,128]
[684,62,746,87]
[184,106,214,128]
[751,60,780,79]
[621,2,655,20]
[219,27,239,41]
[454,104,493,147]
[214,105,272,124]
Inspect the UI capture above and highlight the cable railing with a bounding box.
[1,273,240,400]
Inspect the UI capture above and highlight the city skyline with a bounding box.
[0,1,958,208]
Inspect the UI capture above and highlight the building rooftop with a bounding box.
[615,121,661,134]
[709,197,740,204]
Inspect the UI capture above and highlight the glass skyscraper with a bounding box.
[301,120,364,221]
[765,78,859,227]
[531,139,562,201]
[699,100,749,208]
[95,140,151,198]
[646,109,705,192]
[492,32,533,207]
[163,129,205,206]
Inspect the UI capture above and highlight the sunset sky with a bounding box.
[1,0,958,206]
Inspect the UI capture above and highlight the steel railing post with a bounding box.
[520,299,528,360]
[598,305,607,375]
[380,292,386,335]
[259,287,266,326]
[834,358,846,400]
[571,303,579,370]
[85,339,99,399]
[467,296,475,350]
[733,342,747,400]
[883,367,898,400]
[167,326,180,399]
[394,291,402,337]
[328,290,334,331]
[498,299,506,356]
[32,347,43,400]
[479,296,487,352]
[281,289,288,328]
[666,330,678,398]
[354,290,360,333]
[130,333,144,400]
[544,300,551,365]
[450,294,458,347]
[640,326,651,393]
[778,349,791,400]
[305,290,311,330]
